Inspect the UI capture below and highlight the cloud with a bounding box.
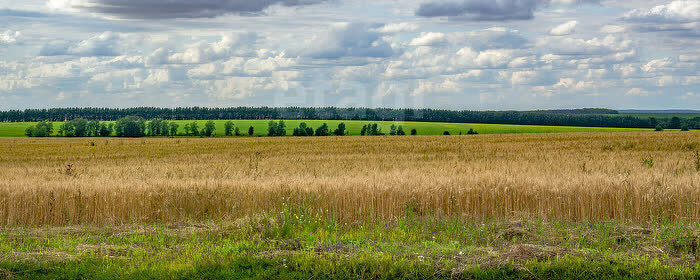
[626,88,649,96]
[549,20,578,36]
[415,0,599,21]
[600,25,626,33]
[415,0,547,20]
[622,0,699,23]
[151,33,258,64]
[39,31,122,56]
[0,30,21,45]
[447,27,529,50]
[410,32,447,46]
[47,0,328,19]
[536,35,632,56]
[301,23,394,59]
[372,23,420,33]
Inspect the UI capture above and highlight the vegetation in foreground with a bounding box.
[1,218,697,279]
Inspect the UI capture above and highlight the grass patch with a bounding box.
[0,218,697,279]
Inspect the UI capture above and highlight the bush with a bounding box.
[443,131,450,135]
[655,125,664,131]
[467,128,478,135]
[410,129,417,135]
[680,124,689,131]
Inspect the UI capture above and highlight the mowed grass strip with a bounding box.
[0,119,650,137]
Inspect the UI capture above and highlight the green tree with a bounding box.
[25,121,54,137]
[655,125,664,131]
[87,120,100,136]
[268,121,278,136]
[410,128,417,135]
[467,128,478,135]
[224,121,234,136]
[234,127,241,136]
[169,122,179,136]
[669,117,682,129]
[397,125,405,135]
[203,120,216,137]
[293,122,313,136]
[360,125,367,136]
[98,123,112,137]
[680,124,689,131]
[389,124,397,135]
[333,122,346,136]
[315,123,329,136]
[159,121,170,136]
[114,116,146,137]
[72,119,89,137]
[277,120,287,136]
[248,126,255,136]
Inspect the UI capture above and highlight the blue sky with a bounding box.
[0,0,697,110]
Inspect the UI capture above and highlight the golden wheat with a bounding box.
[0,132,698,226]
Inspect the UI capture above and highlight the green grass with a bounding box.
[618,113,700,119]
[0,120,651,137]
[0,215,697,279]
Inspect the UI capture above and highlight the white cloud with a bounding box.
[600,25,626,33]
[549,20,578,36]
[373,22,419,33]
[623,0,700,23]
[409,32,446,46]
[39,32,124,56]
[0,30,20,45]
[626,88,649,96]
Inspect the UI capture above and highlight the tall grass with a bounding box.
[0,132,698,226]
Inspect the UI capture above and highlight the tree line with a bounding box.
[4,107,698,129]
[26,117,435,138]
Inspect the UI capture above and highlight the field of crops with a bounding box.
[0,132,698,278]
[0,120,650,137]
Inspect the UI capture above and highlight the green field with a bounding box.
[0,120,651,137]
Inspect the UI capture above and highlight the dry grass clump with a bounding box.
[0,132,698,226]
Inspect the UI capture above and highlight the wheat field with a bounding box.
[0,132,698,226]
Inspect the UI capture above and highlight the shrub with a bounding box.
[443,131,450,135]
[410,129,417,135]
[655,125,664,131]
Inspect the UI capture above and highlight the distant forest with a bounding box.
[1,107,698,129]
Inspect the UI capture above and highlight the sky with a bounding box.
[0,0,698,110]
